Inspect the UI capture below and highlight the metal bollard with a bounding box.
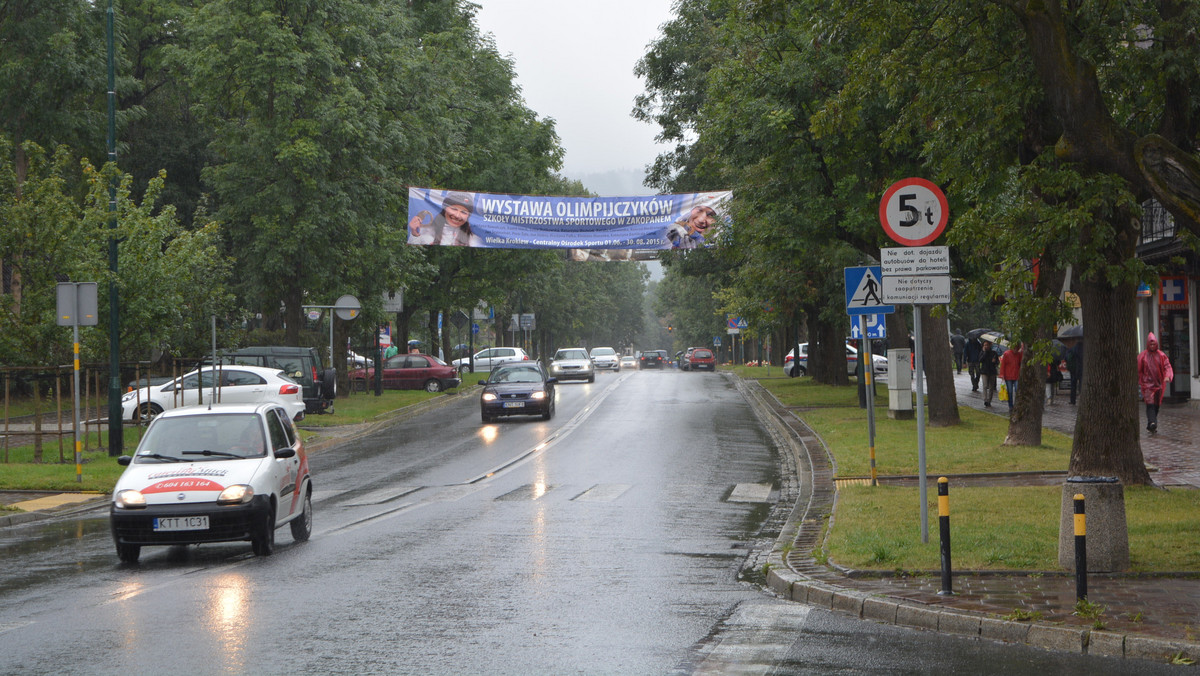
[1074,493,1087,600]
[938,477,953,595]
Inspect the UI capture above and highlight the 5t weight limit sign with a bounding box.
[879,178,948,246]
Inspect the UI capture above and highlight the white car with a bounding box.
[347,350,373,368]
[109,402,314,563]
[589,346,620,371]
[785,343,888,377]
[452,346,531,374]
[549,348,595,383]
[121,365,306,423]
[620,355,637,369]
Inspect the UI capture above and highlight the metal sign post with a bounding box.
[57,283,98,481]
[845,267,895,489]
[879,178,950,545]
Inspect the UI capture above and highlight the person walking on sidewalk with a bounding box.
[951,331,966,374]
[1066,338,1083,404]
[1138,332,1173,434]
[999,342,1024,412]
[965,335,983,391]
[979,340,1000,407]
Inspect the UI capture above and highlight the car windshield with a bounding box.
[490,368,544,383]
[555,349,589,360]
[591,348,615,356]
[135,413,267,462]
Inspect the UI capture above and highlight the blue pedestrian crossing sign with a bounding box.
[850,314,887,339]
[844,266,895,316]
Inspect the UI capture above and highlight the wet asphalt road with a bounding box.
[0,369,1167,675]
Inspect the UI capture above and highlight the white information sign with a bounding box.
[880,246,950,276]
[882,275,952,304]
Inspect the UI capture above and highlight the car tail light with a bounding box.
[279,384,301,395]
[311,365,318,383]
[522,355,529,360]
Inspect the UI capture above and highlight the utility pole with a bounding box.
[106,0,123,456]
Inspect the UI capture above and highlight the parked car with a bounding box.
[215,346,336,414]
[638,350,667,369]
[347,350,373,369]
[121,365,306,423]
[620,354,637,369]
[784,343,888,377]
[349,353,461,392]
[589,346,620,371]
[684,347,716,371]
[452,346,531,374]
[109,402,314,563]
[479,363,557,422]
[549,347,595,382]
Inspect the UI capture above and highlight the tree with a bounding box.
[814,0,1200,483]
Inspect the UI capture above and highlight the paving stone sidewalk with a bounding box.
[748,372,1200,661]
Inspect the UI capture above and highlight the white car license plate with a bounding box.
[503,401,525,408]
[153,516,209,532]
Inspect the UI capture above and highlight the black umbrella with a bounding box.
[1058,324,1083,339]
[966,328,996,341]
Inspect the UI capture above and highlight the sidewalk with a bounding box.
[746,373,1200,663]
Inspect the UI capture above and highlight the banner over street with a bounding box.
[407,187,732,250]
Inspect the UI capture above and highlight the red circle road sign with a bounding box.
[879,178,948,246]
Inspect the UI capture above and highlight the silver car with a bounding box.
[549,348,595,383]
[589,346,620,371]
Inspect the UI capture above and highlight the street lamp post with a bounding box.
[106,0,123,456]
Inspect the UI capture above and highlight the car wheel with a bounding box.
[587,375,595,383]
[458,364,471,376]
[116,542,140,564]
[481,411,494,424]
[542,399,554,420]
[136,403,163,423]
[289,490,312,542]
[320,368,338,401]
[424,379,443,393]
[251,506,275,556]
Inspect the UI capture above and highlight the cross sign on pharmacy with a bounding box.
[844,266,895,316]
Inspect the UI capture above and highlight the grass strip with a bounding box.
[829,485,1200,572]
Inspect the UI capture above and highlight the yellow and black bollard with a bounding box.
[1074,493,1087,600]
[938,477,953,595]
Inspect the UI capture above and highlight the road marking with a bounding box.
[727,483,773,503]
[340,485,420,506]
[683,602,812,675]
[574,484,633,502]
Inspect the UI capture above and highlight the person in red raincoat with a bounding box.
[1137,332,1174,434]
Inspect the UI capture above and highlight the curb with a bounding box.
[739,376,1200,664]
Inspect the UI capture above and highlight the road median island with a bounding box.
[731,366,1200,662]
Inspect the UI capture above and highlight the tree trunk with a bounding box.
[284,284,303,345]
[810,311,847,385]
[426,310,440,357]
[919,305,959,426]
[1004,345,1045,446]
[1069,278,1152,484]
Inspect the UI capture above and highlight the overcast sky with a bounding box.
[473,0,677,186]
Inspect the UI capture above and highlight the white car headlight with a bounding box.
[481,392,497,402]
[530,391,546,400]
[217,484,255,505]
[121,391,137,402]
[114,489,146,509]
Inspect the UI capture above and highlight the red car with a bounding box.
[684,347,716,371]
[350,353,461,392]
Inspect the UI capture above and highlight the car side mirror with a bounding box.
[117,455,132,466]
[478,379,488,386]
[546,377,557,384]
[274,447,297,459]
